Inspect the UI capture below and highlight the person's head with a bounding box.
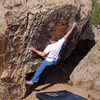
[49,37,58,44]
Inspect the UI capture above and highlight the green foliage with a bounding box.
[89,0,100,26]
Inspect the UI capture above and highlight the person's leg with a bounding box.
[26,60,53,85]
[31,60,53,83]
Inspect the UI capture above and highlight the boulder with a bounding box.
[0,0,92,99]
[70,41,100,91]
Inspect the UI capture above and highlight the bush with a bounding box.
[89,0,100,26]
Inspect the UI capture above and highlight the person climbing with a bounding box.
[26,22,76,85]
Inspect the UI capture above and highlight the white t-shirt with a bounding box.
[44,38,65,62]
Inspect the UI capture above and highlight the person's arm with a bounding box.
[30,47,47,57]
[63,22,76,40]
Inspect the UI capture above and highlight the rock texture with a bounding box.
[0,0,92,99]
[70,41,100,91]
[80,25,100,42]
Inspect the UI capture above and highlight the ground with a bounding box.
[24,83,100,100]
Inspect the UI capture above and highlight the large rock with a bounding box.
[70,41,100,91]
[0,0,92,99]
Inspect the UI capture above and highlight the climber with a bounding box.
[26,22,76,85]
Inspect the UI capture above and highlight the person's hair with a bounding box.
[50,37,58,41]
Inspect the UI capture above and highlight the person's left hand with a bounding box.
[29,47,36,51]
[72,22,76,28]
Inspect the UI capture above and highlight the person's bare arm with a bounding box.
[30,47,47,57]
[63,22,76,40]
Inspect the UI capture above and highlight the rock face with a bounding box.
[0,0,92,99]
[70,41,100,91]
[80,25,100,42]
[70,25,100,91]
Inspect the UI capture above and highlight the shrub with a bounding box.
[89,0,100,26]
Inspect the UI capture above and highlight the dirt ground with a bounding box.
[24,83,100,100]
